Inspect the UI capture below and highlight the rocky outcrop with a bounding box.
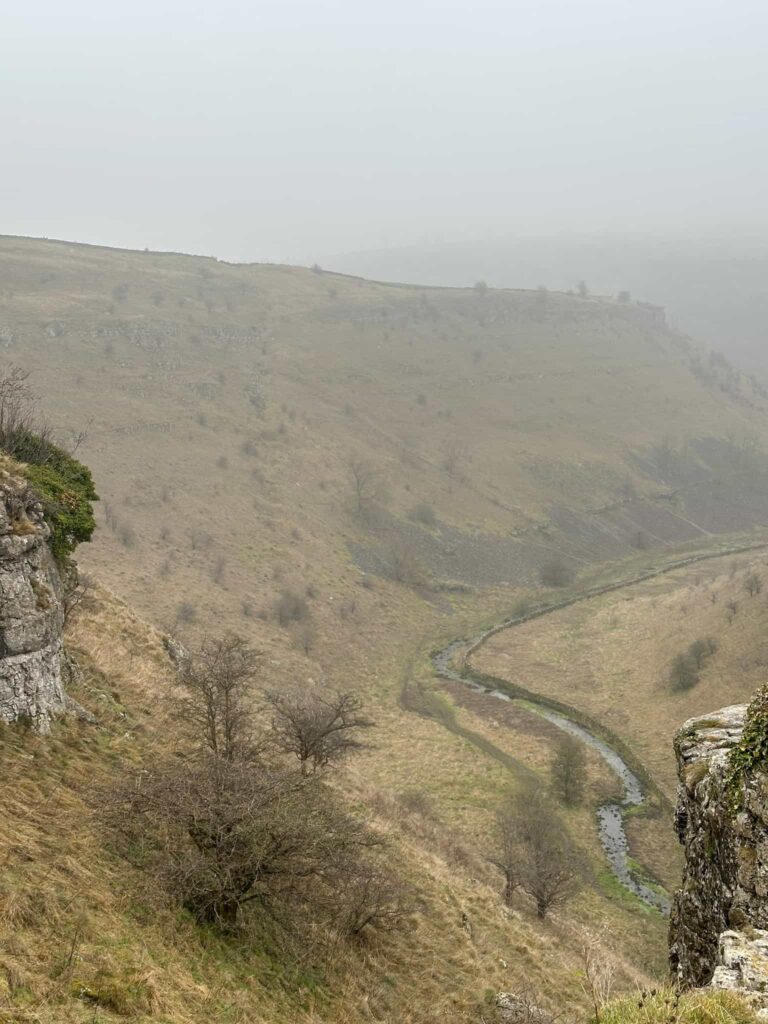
[670,697,768,1014]
[0,461,66,731]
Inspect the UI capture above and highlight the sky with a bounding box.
[2,0,768,263]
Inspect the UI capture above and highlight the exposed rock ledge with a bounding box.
[670,699,768,1015]
[0,462,66,731]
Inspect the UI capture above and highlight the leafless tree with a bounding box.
[494,786,578,918]
[104,756,371,927]
[744,571,762,597]
[334,859,411,937]
[174,633,261,762]
[348,457,386,522]
[0,365,54,461]
[441,440,466,489]
[489,806,523,905]
[386,541,430,588]
[62,571,95,626]
[267,690,374,774]
[550,734,586,807]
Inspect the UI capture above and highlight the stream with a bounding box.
[432,638,670,914]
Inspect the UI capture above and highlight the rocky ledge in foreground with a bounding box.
[671,695,768,1016]
[0,461,66,732]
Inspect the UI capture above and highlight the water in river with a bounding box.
[432,639,669,914]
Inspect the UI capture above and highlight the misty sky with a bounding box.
[3,0,768,263]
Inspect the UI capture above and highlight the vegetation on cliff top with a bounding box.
[0,365,98,559]
[22,439,98,559]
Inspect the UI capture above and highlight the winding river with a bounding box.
[432,627,680,911]
[428,541,768,911]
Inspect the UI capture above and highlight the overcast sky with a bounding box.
[3,0,767,263]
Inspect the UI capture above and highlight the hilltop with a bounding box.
[324,231,768,374]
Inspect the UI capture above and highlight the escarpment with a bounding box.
[670,693,768,1013]
[0,460,66,731]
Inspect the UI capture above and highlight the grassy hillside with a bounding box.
[3,234,768,1018]
[0,584,663,1023]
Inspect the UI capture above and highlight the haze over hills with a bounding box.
[4,234,768,1020]
[323,232,768,374]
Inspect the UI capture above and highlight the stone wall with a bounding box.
[0,462,65,731]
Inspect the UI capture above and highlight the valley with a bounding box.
[2,235,768,1020]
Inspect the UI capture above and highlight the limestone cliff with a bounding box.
[670,695,768,1014]
[0,459,66,731]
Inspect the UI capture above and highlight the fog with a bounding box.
[3,0,767,264]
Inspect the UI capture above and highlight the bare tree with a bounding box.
[104,756,371,926]
[495,786,578,919]
[62,570,95,626]
[550,734,586,807]
[441,440,466,490]
[744,571,762,597]
[489,806,523,905]
[334,859,411,937]
[348,457,386,522]
[386,541,430,588]
[0,365,54,461]
[175,633,261,762]
[267,690,374,774]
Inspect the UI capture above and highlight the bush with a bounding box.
[22,438,98,560]
[669,652,699,692]
[274,588,310,626]
[176,601,197,624]
[408,502,437,527]
[538,558,573,588]
[387,543,429,587]
[688,637,718,669]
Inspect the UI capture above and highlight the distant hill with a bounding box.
[2,234,768,631]
[323,232,768,374]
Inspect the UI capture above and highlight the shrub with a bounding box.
[176,601,197,624]
[387,543,429,587]
[274,588,310,626]
[538,558,573,588]
[408,502,437,527]
[669,652,699,692]
[22,439,98,560]
[688,637,718,669]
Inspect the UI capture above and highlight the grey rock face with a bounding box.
[670,700,768,1006]
[0,465,66,732]
[711,930,768,1016]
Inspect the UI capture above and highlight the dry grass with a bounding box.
[0,587,667,1022]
